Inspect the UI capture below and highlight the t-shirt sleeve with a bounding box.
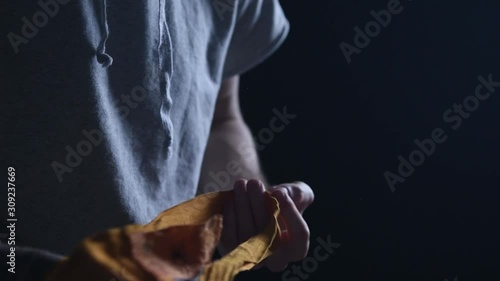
[222,0,290,79]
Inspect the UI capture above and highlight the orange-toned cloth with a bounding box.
[45,191,281,281]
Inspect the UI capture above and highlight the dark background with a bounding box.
[238,1,500,280]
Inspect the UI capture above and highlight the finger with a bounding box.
[271,189,310,261]
[290,181,314,212]
[234,179,256,243]
[246,179,268,232]
[271,182,314,214]
[261,257,289,272]
[221,196,238,252]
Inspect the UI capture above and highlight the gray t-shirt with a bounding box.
[1,0,288,255]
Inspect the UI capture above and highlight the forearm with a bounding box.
[198,118,268,194]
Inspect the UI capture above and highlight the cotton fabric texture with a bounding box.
[1,0,289,255]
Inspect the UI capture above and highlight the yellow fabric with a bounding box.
[45,190,281,281]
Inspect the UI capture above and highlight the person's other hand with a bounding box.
[220,179,314,272]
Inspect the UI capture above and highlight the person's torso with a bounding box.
[1,0,237,254]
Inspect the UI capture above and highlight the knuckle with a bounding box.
[293,181,309,191]
[269,262,288,272]
[309,191,315,203]
[247,178,260,186]
[297,224,310,240]
[291,248,308,261]
[300,249,309,260]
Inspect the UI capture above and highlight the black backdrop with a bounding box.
[237,1,500,280]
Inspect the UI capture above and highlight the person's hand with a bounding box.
[220,179,314,272]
